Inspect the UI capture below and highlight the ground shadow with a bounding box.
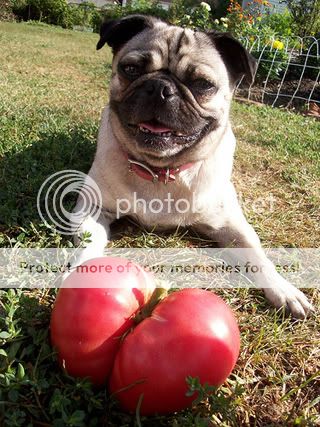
[0,124,210,247]
[0,126,97,233]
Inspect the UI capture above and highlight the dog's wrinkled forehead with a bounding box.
[115,22,228,83]
[97,15,257,87]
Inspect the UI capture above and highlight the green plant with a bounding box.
[90,7,103,33]
[211,0,230,19]
[260,10,294,37]
[253,44,290,81]
[285,0,320,36]
[11,0,71,28]
[67,2,99,29]
[186,376,245,424]
[10,0,27,19]
[222,0,264,36]
[286,44,320,81]
[0,0,15,21]
[100,0,213,32]
[102,0,169,22]
[170,1,213,30]
[10,0,101,29]
[218,0,299,41]
[168,0,196,25]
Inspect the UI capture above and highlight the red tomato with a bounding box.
[109,289,240,414]
[50,257,155,386]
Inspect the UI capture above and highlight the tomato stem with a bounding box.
[133,284,169,324]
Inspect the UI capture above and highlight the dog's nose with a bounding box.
[145,80,176,100]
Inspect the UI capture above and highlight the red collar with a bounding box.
[123,152,194,184]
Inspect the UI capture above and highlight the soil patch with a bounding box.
[236,78,319,110]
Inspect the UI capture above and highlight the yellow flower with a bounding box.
[257,16,262,21]
[272,40,284,50]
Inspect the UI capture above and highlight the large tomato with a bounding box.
[50,257,155,386]
[110,289,240,414]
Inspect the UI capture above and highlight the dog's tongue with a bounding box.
[139,122,172,133]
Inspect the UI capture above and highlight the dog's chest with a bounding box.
[116,176,223,228]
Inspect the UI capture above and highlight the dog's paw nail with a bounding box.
[288,303,306,319]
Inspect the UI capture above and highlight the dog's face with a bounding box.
[97,15,256,161]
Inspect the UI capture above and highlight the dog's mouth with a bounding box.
[127,120,200,151]
[136,121,186,138]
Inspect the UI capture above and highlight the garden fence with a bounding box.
[235,35,320,109]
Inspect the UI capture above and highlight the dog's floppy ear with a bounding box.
[96,14,154,52]
[209,31,257,86]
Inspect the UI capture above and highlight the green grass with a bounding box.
[0,22,320,427]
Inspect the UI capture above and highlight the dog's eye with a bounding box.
[192,79,216,92]
[121,64,141,78]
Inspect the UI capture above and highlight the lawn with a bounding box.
[0,22,319,427]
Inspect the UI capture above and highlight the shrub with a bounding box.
[215,1,305,41]
[299,50,320,80]
[100,1,214,32]
[284,0,320,37]
[211,0,230,19]
[102,0,169,22]
[90,7,103,33]
[67,2,99,29]
[0,0,15,21]
[260,10,294,37]
[221,0,265,36]
[10,0,27,20]
[212,0,287,39]
[252,43,290,81]
[9,0,103,30]
[285,42,320,81]
[169,1,213,30]
[11,0,71,28]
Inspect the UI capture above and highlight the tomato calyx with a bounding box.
[134,286,168,324]
[118,284,169,343]
[115,286,170,399]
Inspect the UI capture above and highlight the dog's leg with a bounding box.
[66,195,115,274]
[195,189,313,318]
[73,211,112,265]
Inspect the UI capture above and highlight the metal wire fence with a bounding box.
[235,36,320,109]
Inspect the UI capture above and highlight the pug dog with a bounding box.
[73,15,313,318]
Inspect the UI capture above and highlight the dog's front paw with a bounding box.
[263,281,314,319]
